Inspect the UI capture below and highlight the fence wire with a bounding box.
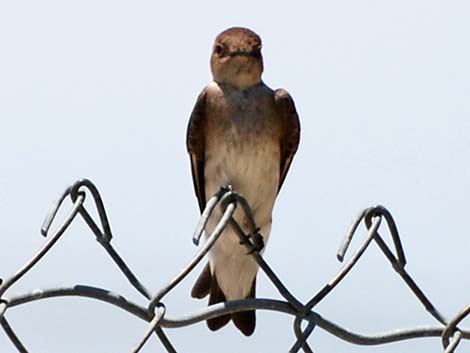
[0,178,469,352]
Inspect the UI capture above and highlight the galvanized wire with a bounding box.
[1,179,469,352]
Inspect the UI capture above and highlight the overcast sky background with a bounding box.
[1,1,470,352]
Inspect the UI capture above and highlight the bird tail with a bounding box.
[231,277,256,336]
[191,263,256,336]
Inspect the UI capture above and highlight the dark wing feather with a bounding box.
[274,89,301,192]
[186,89,208,213]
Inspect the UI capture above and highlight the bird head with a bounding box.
[210,27,263,90]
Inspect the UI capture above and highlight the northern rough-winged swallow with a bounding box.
[186,27,300,336]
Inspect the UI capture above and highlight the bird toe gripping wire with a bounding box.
[1,179,470,353]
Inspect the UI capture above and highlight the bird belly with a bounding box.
[204,133,280,300]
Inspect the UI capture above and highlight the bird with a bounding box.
[186,27,300,336]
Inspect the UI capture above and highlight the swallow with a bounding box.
[186,27,300,336]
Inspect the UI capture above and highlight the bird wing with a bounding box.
[186,89,208,213]
[274,89,301,192]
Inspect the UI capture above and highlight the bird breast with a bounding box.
[204,116,281,226]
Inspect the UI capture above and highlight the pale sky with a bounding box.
[1,1,470,352]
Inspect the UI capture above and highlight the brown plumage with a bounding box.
[187,27,300,336]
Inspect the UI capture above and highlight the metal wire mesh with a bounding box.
[0,178,469,352]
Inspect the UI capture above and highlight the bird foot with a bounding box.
[221,184,233,193]
[241,227,264,254]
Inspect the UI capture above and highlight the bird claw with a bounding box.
[240,227,264,254]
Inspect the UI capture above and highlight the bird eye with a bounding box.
[214,44,223,55]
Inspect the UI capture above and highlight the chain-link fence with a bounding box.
[0,178,468,352]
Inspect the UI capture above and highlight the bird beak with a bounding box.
[229,48,259,57]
